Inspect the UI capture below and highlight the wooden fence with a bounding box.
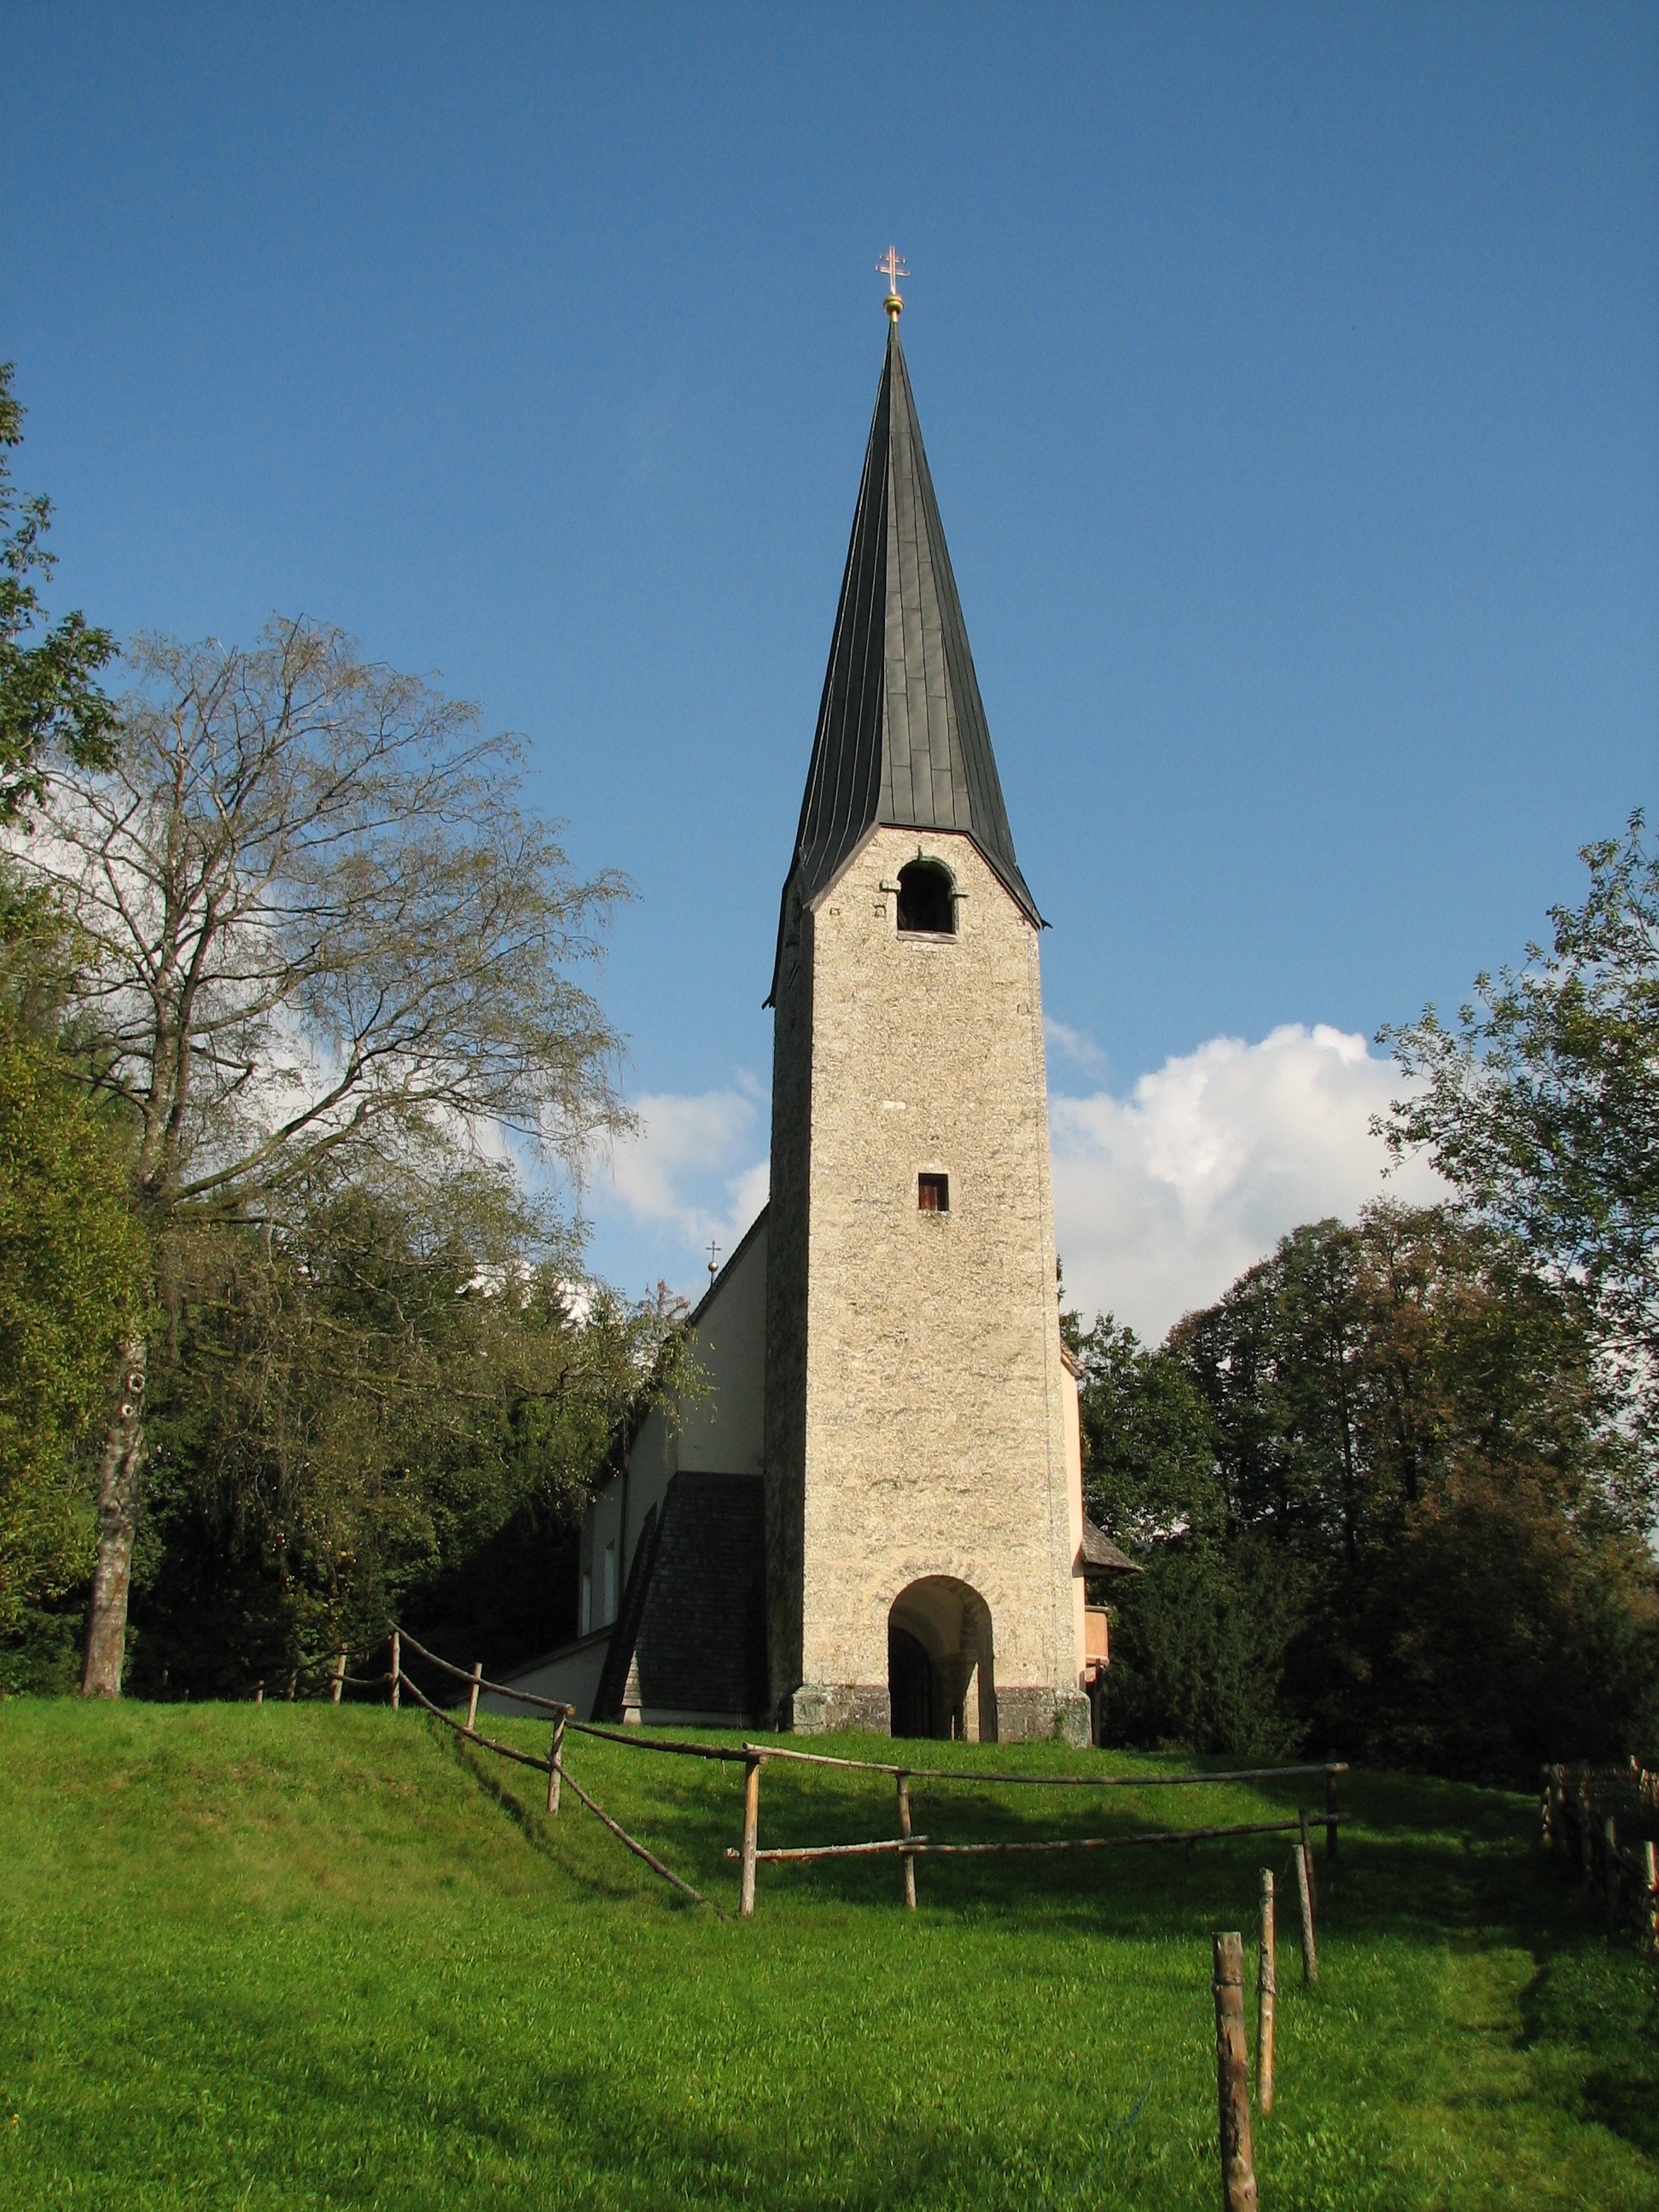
[281,1627,1347,1932]
[717,1737,1345,1924]
[1541,1761,1659,1954]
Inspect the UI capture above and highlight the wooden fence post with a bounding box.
[897,1773,917,1911]
[1256,1870,1276,2115]
[1299,1804,1318,1919]
[254,1681,264,1705]
[1642,1839,1657,1959]
[545,1715,565,1816]
[1583,1761,1601,1884]
[390,1630,400,1709]
[1325,1767,1340,1862]
[1295,1813,1318,1985]
[1212,1932,1258,2212]
[1604,1818,1621,1935]
[330,1650,345,1706]
[466,1662,482,1735]
[739,1755,762,1919]
[286,1670,297,1701]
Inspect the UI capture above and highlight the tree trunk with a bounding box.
[81,1336,148,1698]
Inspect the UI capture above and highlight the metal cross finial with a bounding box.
[877,245,909,318]
[706,1238,721,1283]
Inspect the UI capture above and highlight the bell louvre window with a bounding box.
[917,1173,949,1214]
[896,859,955,935]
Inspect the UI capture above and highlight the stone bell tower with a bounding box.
[764,283,1086,1744]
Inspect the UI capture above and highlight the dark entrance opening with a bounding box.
[896,859,955,935]
[888,1624,934,1739]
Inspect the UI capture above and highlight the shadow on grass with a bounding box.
[445,1725,717,1918]
[1516,1912,1659,2163]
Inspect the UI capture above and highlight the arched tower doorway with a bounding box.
[888,1579,996,1742]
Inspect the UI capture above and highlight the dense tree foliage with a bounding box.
[125,1182,692,1697]
[1382,816,1658,1396]
[0,364,118,824]
[1077,1204,1659,1779]
[0,1003,147,1685]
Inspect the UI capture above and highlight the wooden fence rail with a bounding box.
[728,1814,1344,1866]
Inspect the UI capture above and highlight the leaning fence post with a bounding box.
[897,1772,917,1911]
[466,1661,482,1735]
[1212,1932,1258,2212]
[1642,1839,1658,1958]
[1325,1767,1340,1862]
[1256,1869,1277,2115]
[1295,1812,1318,1984]
[330,1650,345,1706]
[390,1630,400,1709]
[545,1714,565,1816]
[739,1754,762,1919]
[1299,1804,1318,1919]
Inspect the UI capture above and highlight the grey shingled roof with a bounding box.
[770,322,1041,999]
[1080,1518,1143,1575]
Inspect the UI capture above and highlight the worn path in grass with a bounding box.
[1,1700,1655,2209]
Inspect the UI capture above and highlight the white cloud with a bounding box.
[597,1086,770,1269]
[1043,1016,1109,1073]
[1050,1023,1446,1343]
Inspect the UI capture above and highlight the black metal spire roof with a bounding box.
[771,320,1041,998]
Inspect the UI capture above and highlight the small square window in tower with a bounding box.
[917,1173,949,1214]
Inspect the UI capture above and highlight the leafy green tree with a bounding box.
[0,1010,146,1683]
[1077,1203,1657,1775]
[15,619,635,1694]
[1381,816,1659,1387]
[1094,1534,1313,1761]
[1068,1315,1306,1758]
[1070,1314,1222,1545]
[0,364,117,823]
[126,1174,693,1696]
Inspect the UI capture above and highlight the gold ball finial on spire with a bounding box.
[877,244,909,320]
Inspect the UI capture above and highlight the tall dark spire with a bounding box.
[771,322,1041,995]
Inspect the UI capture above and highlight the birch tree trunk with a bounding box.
[80,1336,148,1697]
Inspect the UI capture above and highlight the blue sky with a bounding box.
[7,3,1656,1330]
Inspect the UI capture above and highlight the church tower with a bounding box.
[765,293,1088,1743]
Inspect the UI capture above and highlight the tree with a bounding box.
[0,1007,146,1677]
[1380,816,1659,1388]
[1077,1203,1657,1776]
[0,363,118,823]
[1070,1314,1222,1546]
[127,1174,692,1696]
[14,618,634,1694]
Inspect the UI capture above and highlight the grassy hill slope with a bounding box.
[1,1701,1655,2209]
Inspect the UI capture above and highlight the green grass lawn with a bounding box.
[1,1699,1655,2209]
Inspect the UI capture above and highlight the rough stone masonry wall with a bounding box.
[777,824,1083,1741]
[763,900,813,1719]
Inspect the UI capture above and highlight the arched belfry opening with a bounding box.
[896,859,955,936]
[888,1578,996,1741]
